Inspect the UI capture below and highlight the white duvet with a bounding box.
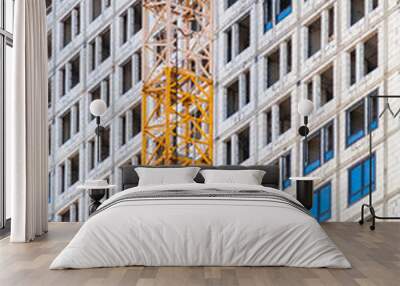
[50,183,351,269]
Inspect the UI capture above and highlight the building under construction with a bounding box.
[46,0,400,222]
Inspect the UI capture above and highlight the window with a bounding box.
[364,34,378,76]
[263,0,273,32]
[61,111,71,144]
[48,78,53,108]
[134,51,142,84]
[286,38,292,73]
[48,31,52,59]
[70,153,80,186]
[120,115,127,146]
[225,28,233,63]
[281,152,291,189]
[100,127,110,162]
[244,70,251,104]
[1,0,14,228]
[133,1,143,35]
[307,17,321,58]
[132,104,141,138]
[88,138,96,170]
[121,58,132,94]
[101,28,111,62]
[303,121,335,175]
[324,123,334,162]
[266,49,280,87]
[320,65,334,106]
[120,2,142,45]
[92,0,102,21]
[306,80,313,101]
[265,109,272,145]
[226,0,238,9]
[60,163,65,193]
[311,183,332,222]
[346,92,378,147]
[351,0,365,26]
[372,0,379,10]
[225,139,232,165]
[350,48,357,85]
[263,0,292,32]
[277,0,292,23]
[226,79,239,118]
[328,6,335,41]
[46,0,52,15]
[304,131,321,175]
[348,154,376,205]
[121,11,129,45]
[62,13,72,47]
[279,97,291,135]
[238,127,250,163]
[70,54,80,89]
[238,15,250,54]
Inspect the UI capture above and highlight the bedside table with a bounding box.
[289,177,319,210]
[77,180,117,215]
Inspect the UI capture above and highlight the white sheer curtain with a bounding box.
[6,0,48,242]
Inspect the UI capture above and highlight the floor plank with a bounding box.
[0,222,399,286]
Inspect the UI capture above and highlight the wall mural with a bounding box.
[46,0,400,223]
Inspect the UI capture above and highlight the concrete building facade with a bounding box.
[47,0,400,222]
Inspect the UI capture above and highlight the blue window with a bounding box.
[281,152,291,190]
[348,154,376,206]
[311,183,332,222]
[346,90,379,147]
[304,131,321,175]
[276,2,292,23]
[263,0,292,33]
[304,121,335,175]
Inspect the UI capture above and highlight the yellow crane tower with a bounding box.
[141,0,213,166]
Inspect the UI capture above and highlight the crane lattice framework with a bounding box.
[141,0,214,165]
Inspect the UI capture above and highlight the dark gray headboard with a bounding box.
[121,165,280,190]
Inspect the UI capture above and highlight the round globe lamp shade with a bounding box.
[90,99,107,117]
[298,99,314,116]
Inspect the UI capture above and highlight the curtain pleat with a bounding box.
[8,0,48,242]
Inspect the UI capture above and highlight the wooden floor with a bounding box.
[0,223,399,286]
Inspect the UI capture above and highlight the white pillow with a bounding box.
[135,167,201,186]
[200,169,266,185]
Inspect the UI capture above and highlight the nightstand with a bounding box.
[289,177,319,210]
[77,180,117,215]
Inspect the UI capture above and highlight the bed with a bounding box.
[50,165,351,269]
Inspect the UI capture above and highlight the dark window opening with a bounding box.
[279,97,291,135]
[328,7,335,40]
[351,0,365,26]
[60,163,65,193]
[60,68,66,96]
[92,0,102,21]
[304,132,321,175]
[225,139,232,165]
[281,152,291,189]
[266,110,272,145]
[61,209,70,222]
[245,70,251,104]
[267,49,280,87]
[101,28,111,62]
[133,1,143,34]
[48,78,52,108]
[238,127,250,163]
[226,0,238,9]
[368,89,379,131]
[48,32,52,59]
[61,111,71,144]
[364,34,378,76]
[307,80,313,101]
[286,38,292,73]
[100,127,110,162]
[308,17,321,58]
[347,100,365,146]
[238,14,250,54]
[132,104,141,138]
[226,79,239,118]
[120,116,126,146]
[121,12,128,45]
[88,139,95,170]
[372,0,379,10]
[226,28,233,63]
[70,55,80,88]
[263,0,273,32]
[321,65,334,106]
[70,153,80,186]
[350,49,357,85]
[63,14,72,47]
[46,0,52,14]
[121,59,132,94]
[324,123,334,162]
